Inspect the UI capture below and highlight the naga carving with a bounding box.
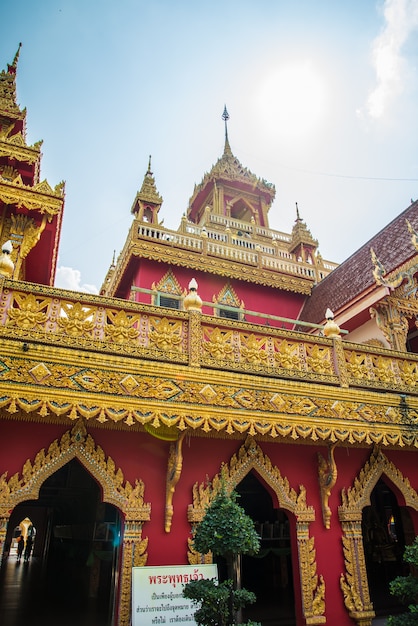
[318,443,337,529]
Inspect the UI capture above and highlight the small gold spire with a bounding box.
[184,278,202,311]
[323,309,341,339]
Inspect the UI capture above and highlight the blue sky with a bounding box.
[2,0,418,293]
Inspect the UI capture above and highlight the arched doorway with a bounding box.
[236,471,296,626]
[362,478,414,617]
[0,458,121,626]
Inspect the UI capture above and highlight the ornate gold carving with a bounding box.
[165,431,187,532]
[203,327,234,360]
[58,302,96,337]
[188,437,325,623]
[105,309,140,344]
[149,317,183,351]
[273,338,302,370]
[318,444,337,529]
[6,292,50,329]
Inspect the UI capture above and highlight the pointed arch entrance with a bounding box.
[362,477,414,616]
[236,471,295,625]
[188,437,325,625]
[339,447,418,626]
[0,421,151,626]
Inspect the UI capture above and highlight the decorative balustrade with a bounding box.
[133,223,326,279]
[1,279,418,395]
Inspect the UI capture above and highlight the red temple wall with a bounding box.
[134,259,305,324]
[1,420,418,625]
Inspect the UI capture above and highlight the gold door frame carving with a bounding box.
[0,420,151,626]
[187,436,325,625]
[339,447,418,626]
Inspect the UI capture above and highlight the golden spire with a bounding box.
[137,156,163,205]
[222,105,233,156]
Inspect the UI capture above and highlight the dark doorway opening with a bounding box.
[236,471,296,626]
[362,477,414,618]
[0,458,121,626]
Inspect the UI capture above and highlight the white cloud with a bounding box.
[363,0,418,120]
[55,266,99,295]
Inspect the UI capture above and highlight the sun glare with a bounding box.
[258,61,327,140]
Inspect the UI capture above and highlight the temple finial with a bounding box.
[13,43,22,68]
[8,43,22,75]
[222,105,232,156]
[296,202,301,221]
[147,155,152,175]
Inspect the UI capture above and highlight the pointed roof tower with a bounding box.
[131,156,163,225]
[289,203,318,263]
[187,107,275,228]
[0,46,65,286]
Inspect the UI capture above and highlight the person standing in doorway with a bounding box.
[23,534,33,562]
[16,535,24,561]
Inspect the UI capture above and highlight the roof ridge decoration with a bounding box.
[371,219,418,295]
[0,44,23,117]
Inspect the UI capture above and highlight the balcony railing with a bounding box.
[1,279,417,395]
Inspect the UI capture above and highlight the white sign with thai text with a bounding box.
[132,564,218,626]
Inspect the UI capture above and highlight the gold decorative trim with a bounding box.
[338,447,418,626]
[130,241,314,292]
[0,180,64,218]
[188,437,325,624]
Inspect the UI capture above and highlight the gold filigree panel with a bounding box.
[345,345,418,390]
[0,355,418,445]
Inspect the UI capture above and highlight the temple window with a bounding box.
[151,270,184,310]
[213,282,244,321]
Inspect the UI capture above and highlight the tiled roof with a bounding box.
[299,200,418,324]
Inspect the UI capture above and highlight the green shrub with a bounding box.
[388,538,418,625]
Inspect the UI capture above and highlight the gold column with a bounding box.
[339,518,375,626]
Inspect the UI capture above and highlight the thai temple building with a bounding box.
[1,46,418,626]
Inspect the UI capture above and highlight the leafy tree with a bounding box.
[388,537,418,626]
[183,479,260,626]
